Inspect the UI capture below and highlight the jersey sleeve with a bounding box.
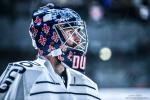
[0,63,26,100]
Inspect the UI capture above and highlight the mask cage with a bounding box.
[54,21,88,54]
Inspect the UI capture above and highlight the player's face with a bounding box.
[62,28,81,47]
[55,21,88,53]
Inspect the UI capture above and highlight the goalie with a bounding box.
[0,3,101,100]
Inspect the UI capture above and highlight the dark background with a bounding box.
[0,0,150,88]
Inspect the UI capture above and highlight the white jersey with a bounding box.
[0,56,101,100]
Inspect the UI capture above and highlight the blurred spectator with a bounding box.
[132,0,150,21]
[139,5,149,20]
[89,1,104,22]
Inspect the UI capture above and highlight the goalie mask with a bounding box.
[29,4,88,73]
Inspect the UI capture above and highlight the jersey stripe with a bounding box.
[30,91,101,100]
[36,81,60,85]
[70,84,96,90]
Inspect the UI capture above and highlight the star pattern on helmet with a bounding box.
[31,25,38,37]
[42,24,50,34]
[34,16,41,25]
[51,32,58,42]
[38,35,47,46]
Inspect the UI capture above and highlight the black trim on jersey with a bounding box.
[36,81,60,85]
[70,84,96,90]
[30,91,101,100]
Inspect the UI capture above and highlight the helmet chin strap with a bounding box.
[48,48,62,57]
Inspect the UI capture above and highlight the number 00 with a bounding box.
[72,55,86,70]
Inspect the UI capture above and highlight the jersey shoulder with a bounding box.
[0,58,45,84]
[7,58,46,71]
[0,59,45,93]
